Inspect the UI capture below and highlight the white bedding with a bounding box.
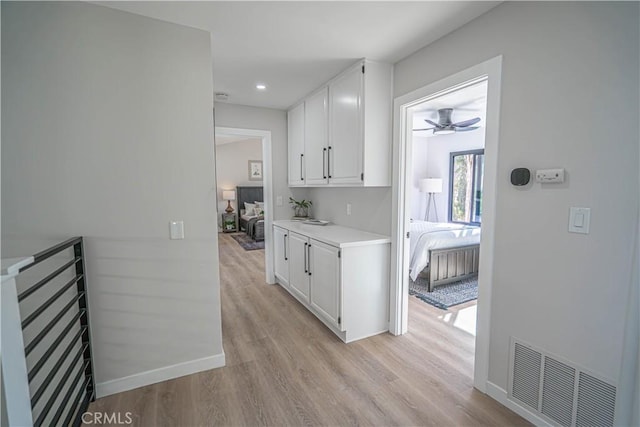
[409,221,481,281]
[241,213,259,221]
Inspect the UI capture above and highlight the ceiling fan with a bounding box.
[414,108,480,135]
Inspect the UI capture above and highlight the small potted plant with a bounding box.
[289,197,312,218]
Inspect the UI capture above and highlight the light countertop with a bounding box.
[273,220,390,248]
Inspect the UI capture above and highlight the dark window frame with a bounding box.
[448,149,485,226]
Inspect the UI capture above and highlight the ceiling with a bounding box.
[97,1,500,110]
[412,79,488,137]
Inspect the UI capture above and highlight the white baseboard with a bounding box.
[485,381,552,427]
[96,352,225,398]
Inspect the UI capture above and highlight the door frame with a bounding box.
[389,56,503,392]
[214,126,275,284]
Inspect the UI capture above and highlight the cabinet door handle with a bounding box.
[328,146,332,179]
[284,234,288,261]
[322,148,327,179]
[300,154,304,181]
[304,242,308,273]
[307,244,312,276]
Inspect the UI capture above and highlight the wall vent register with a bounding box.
[509,339,616,427]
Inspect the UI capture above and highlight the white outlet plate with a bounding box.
[276,196,283,206]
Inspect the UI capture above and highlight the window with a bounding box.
[449,149,484,225]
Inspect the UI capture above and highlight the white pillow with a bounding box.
[252,201,264,216]
[244,202,256,214]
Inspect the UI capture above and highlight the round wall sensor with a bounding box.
[510,168,531,186]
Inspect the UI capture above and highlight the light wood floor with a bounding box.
[86,233,528,426]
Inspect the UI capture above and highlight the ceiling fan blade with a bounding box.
[424,119,440,127]
[413,127,435,131]
[454,126,480,132]
[452,117,481,127]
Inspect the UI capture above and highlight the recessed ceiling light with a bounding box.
[256,84,267,90]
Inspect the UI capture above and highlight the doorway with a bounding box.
[214,126,274,284]
[406,79,488,339]
[390,57,502,391]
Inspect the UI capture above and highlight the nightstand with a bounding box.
[222,212,237,233]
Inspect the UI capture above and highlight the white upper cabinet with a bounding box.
[328,64,363,185]
[287,59,392,187]
[303,88,329,185]
[287,103,305,186]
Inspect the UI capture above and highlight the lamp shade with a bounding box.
[222,190,236,201]
[419,178,443,193]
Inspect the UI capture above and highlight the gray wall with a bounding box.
[1,2,223,393]
[214,102,309,220]
[394,0,639,404]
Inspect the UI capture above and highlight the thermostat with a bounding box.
[535,168,565,183]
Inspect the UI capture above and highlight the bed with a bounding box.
[409,221,481,292]
[236,186,264,241]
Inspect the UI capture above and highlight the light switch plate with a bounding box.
[276,196,283,206]
[568,207,590,234]
[170,221,185,239]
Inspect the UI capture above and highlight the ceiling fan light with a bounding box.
[434,128,455,135]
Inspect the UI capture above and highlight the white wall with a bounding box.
[308,187,391,235]
[214,102,309,220]
[1,2,224,396]
[410,131,485,221]
[215,138,263,214]
[410,137,430,221]
[394,1,639,417]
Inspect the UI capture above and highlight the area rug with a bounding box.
[409,275,478,310]
[230,233,265,251]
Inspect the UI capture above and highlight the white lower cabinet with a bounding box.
[273,226,289,287]
[272,221,390,343]
[309,239,341,330]
[288,231,310,302]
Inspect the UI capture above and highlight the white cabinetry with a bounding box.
[286,59,392,188]
[328,63,363,185]
[272,221,390,343]
[287,103,305,186]
[309,239,341,329]
[303,88,329,185]
[273,225,289,287]
[288,231,310,302]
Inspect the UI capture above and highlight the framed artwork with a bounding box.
[248,160,263,181]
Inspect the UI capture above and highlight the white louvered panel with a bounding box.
[576,372,616,427]
[541,357,576,427]
[512,343,542,410]
[510,339,619,427]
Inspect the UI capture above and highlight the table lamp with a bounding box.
[223,190,236,213]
